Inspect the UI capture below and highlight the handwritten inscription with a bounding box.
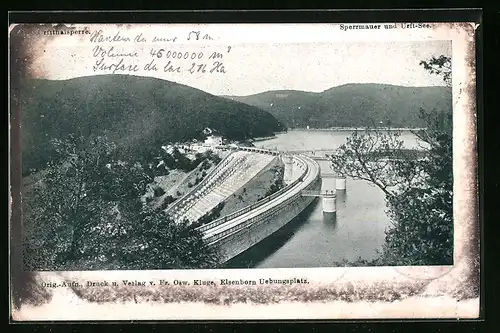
[90,30,131,43]
[187,30,214,41]
[89,29,229,76]
[93,58,140,74]
[93,45,138,58]
[152,36,178,43]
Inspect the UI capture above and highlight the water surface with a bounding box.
[225,129,420,268]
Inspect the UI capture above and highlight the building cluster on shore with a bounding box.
[161,134,226,156]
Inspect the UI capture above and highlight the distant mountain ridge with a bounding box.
[20,75,285,174]
[223,83,452,129]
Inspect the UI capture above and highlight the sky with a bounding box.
[31,33,452,96]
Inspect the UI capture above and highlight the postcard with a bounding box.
[9,20,480,321]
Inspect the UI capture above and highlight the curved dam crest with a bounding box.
[164,146,322,266]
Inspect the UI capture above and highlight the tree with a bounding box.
[24,135,124,269]
[329,127,425,198]
[23,135,219,270]
[328,55,453,266]
[91,205,219,270]
[419,55,452,86]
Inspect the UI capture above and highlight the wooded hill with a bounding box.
[20,75,285,174]
[224,83,452,129]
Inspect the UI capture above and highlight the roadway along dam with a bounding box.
[164,146,322,265]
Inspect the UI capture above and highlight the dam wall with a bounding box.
[206,155,322,265]
[216,177,321,264]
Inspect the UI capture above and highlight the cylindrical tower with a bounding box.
[322,193,336,213]
[322,192,337,221]
[282,154,294,184]
[335,176,347,190]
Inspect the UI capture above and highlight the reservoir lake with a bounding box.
[225,129,421,268]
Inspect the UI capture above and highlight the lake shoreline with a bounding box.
[250,135,277,142]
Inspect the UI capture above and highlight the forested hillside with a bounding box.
[224,83,452,129]
[21,75,285,174]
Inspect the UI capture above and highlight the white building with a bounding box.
[204,135,223,146]
[191,144,210,153]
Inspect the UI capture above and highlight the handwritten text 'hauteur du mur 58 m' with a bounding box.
[89,29,230,75]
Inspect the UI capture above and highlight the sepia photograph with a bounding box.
[21,40,454,271]
[9,20,479,321]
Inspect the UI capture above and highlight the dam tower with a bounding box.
[322,191,337,219]
[282,154,295,184]
[335,175,347,191]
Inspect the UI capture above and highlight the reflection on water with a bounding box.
[226,130,419,268]
[336,189,347,207]
[322,212,338,230]
[224,198,320,269]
